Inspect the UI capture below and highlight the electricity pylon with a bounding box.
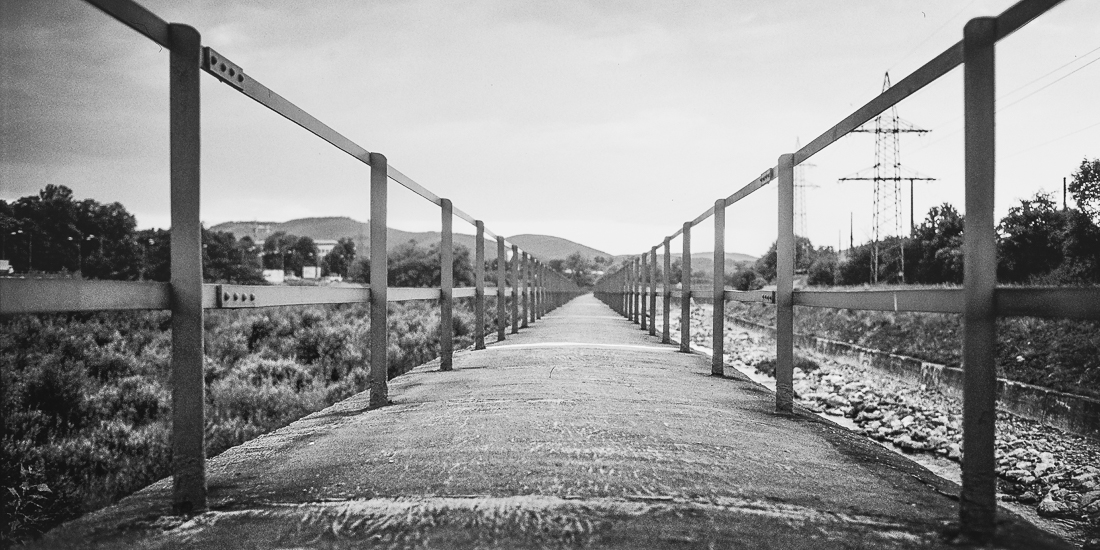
[839,72,934,284]
[794,137,819,240]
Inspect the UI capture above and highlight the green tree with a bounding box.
[563,252,597,288]
[321,237,356,278]
[291,236,319,277]
[807,248,839,286]
[385,240,475,287]
[997,193,1066,283]
[262,232,297,272]
[754,236,816,282]
[136,228,170,281]
[203,230,264,283]
[5,185,141,278]
[1068,157,1100,223]
[910,203,965,284]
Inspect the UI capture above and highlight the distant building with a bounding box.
[262,269,285,284]
[315,239,338,257]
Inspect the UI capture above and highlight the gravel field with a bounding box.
[661,302,1100,549]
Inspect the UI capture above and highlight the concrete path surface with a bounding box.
[44,295,1069,549]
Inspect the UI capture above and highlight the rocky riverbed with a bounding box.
[665,303,1100,548]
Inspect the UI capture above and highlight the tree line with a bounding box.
[743,158,1100,288]
[597,158,1100,289]
[0,185,517,287]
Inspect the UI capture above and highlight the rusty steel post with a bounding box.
[960,16,998,542]
[496,236,506,342]
[168,23,206,514]
[474,221,485,350]
[649,246,658,337]
[521,251,529,329]
[662,237,671,344]
[638,253,642,330]
[681,223,691,353]
[511,244,520,334]
[369,152,389,409]
[440,199,454,371]
[713,198,726,376]
[776,154,795,413]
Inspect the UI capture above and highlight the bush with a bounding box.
[1,299,467,545]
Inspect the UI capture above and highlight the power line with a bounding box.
[1008,120,1100,156]
[912,44,1100,153]
[886,0,978,74]
[997,55,1100,112]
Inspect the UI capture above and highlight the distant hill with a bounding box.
[210,217,607,262]
[610,251,758,277]
[209,217,478,256]
[507,235,613,262]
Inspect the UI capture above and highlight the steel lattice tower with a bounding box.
[839,73,934,283]
[793,138,817,239]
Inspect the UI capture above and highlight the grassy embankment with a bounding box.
[725,298,1100,400]
[1,299,502,545]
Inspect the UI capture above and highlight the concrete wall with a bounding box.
[729,317,1100,441]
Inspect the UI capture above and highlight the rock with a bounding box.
[947,443,961,461]
[1017,491,1040,504]
[1037,493,1070,517]
[1081,490,1100,508]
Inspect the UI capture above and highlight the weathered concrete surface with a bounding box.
[43,295,1069,549]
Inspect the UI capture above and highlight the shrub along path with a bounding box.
[42,295,1068,549]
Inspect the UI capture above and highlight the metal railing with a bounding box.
[0,0,581,515]
[595,0,1098,540]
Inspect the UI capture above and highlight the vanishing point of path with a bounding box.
[45,295,1068,549]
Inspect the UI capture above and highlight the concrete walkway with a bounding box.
[46,295,1068,549]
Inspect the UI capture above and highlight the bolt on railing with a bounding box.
[0,0,582,516]
[595,0,1096,540]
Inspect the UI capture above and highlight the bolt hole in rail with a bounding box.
[594,0,1098,542]
[0,0,581,516]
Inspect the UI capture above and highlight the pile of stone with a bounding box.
[668,304,1100,543]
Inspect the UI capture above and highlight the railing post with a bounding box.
[168,22,205,514]
[633,258,641,325]
[537,263,545,319]
[496,236,506,342]
[474,221,485,350]
[521,252,530,328]
[511,244,520,334]
[649,246,657,337]
[369,152,389,409]
[640,253,648,331]
[961,16,998,542]
[712,198,726,376]
[440,198,454,371]
[776,153,795,413]
[528,257,536,325]
[680,223,691,353]
[662,237,671,344]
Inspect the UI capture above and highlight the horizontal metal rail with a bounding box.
[0,279,172,313]
[85,0,169,48]
[0,279,520,313]
[599,286,1099,320]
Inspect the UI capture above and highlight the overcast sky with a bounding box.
[2,0,1097,257]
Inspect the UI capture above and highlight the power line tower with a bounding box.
[839,72,934,284]
[793,137,818,240]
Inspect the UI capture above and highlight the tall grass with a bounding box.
[1,297,505,545]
